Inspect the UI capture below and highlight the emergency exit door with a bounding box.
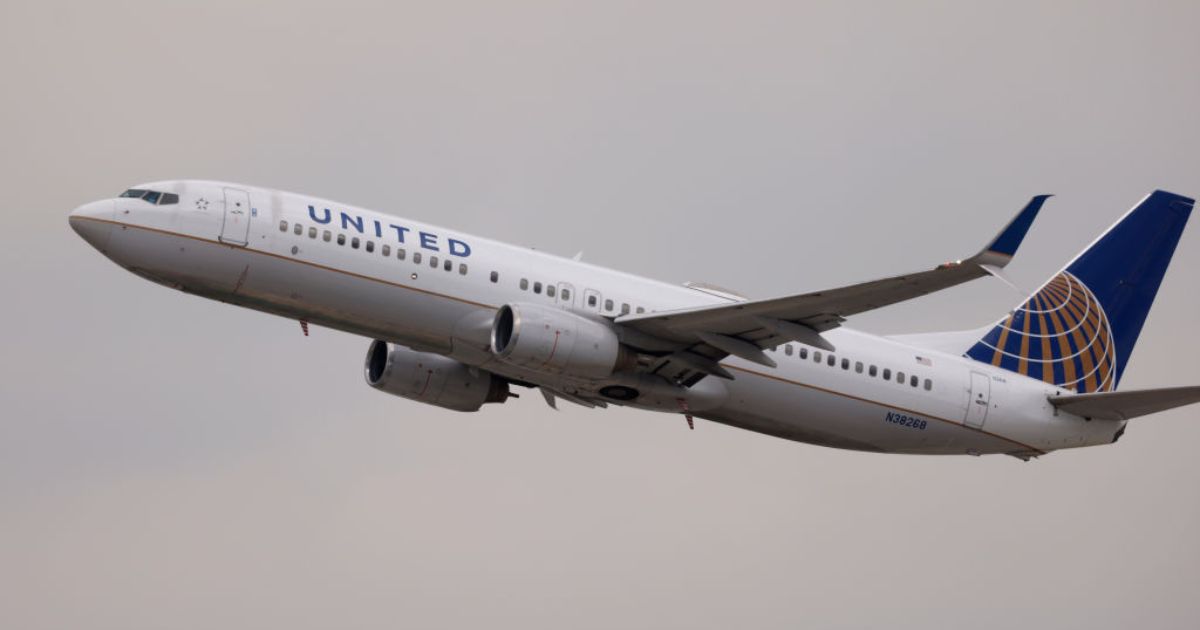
[557,282,576,309]
[219,187,252,246]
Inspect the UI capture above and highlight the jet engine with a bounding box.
[490,302,635,379]
[364,340,510,412]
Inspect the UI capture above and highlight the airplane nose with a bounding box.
[69,199,115,252]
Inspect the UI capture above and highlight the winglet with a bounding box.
[980,194,1052,260]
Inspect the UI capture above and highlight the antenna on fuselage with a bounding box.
[677,398,694,430]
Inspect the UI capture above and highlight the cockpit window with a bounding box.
[118,189,179,205]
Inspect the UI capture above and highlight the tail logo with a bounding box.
[965,271,1116,393]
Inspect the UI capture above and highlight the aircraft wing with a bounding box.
[615,195,1051,383]
[1049,386,1200,421]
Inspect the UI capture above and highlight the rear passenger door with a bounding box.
[965,371,991,429]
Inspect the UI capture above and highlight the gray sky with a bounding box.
[3,1,1200,628]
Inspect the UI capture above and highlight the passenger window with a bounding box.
[397,248,406,260]
[827,354,835,367]
[588,295,597,307]
[294,223,303,235]
[841,358,850,370]
[459,263,467,275]
[351,237,360,249]
[323,230,331,242]
[636,306,645,314]
[605,299,614,311]
[855,361,863,373]
[897,371,905,384]
[621,303,630,315]
[520,279,529,290]
[382,244,391,257]
[308,227,317,239]
[799,348,808,359]
[869,365,878,377]
[413,252,422,264]
[337,234,346,245]
[547,285,556,298]
[814,351,822,363]
[279,220,288,232]
[561,288,570,300]
[443,259,452,272]
[910,375,919,387]
[490,271,498,283]
[924,379,932,391]
[883,368,891,380]
[784,345,793,356]
[365,241,375,253]
[533,281,542,294]
[429,255,438,268]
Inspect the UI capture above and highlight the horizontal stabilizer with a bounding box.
[1049,386,1200,421]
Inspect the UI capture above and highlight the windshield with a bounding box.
[118,189,179,205]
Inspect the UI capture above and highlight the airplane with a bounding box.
[68,182,1200,460]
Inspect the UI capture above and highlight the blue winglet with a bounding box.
[984,194,1052,258]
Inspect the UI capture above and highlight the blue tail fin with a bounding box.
[964,190,1194,392]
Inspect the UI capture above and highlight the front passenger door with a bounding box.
[219,187,252,246]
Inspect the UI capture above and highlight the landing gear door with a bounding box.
[965,371,991,429]
[219,187,252,246]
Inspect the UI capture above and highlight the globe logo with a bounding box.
[974,271,1116,393]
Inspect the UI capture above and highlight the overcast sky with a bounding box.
[3,1,1200,628]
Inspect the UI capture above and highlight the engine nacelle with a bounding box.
[364,340,509,412]
[490,302,633,379]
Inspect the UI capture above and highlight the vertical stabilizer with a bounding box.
[964,191,1193,392]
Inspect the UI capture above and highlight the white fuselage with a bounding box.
[69,180,1126,457]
